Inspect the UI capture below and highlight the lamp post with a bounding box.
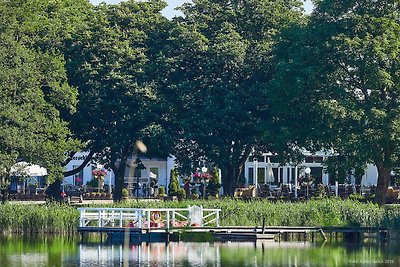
[304,167,311,199]
[201,166,208,198]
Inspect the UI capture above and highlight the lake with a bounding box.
[0,236,399,266]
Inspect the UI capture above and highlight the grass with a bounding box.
[0,198,399,237]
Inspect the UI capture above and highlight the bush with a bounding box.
[159,186,166,196]
[177,188,186,200]
[121,188,129,198]
[86,178,98,187]
[207,167,221,197]
[168,168,180,196]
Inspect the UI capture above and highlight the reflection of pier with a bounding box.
[78,242,222,266]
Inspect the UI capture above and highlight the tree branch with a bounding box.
[63,150,95,177]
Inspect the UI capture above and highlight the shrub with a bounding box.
[86,178,98,187]
[207,167,221,196]
[159,186,166,196]
[168,168,180,196]
[121,188,129,198]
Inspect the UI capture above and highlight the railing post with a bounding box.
[166,210,170,230]
[138,210,142,229]
[216,210,220,227]
[98,210,102,227]
[119,210,123,228]
[172,210,175,226]
[79,209,84,227]
[111,210,115,227]
[147,210,151,230]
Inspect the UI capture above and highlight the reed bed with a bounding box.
[1,199,399,237]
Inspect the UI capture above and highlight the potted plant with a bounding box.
[122,188,129,200]
[158,186,167,200]
[92,168,107,192]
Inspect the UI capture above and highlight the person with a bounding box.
[184,180,190,196]
[142,183,147,197]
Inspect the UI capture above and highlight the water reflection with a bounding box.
[0,236,400,266]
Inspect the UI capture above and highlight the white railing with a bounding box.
[78,206,221,230]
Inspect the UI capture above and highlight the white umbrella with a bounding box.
[10,162,47,176]
[149,171,157,179]
[266,157,275,183]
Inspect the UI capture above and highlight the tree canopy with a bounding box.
[271,0,400,205]
[66,0,170,201]
[164,0,305,194]
[0,0,89,186]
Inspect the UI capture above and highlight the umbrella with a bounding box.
[266,158,275,183]
[10,162,47,176]
[150,171,157,179]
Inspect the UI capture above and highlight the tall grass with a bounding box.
[0,203,79,234]
[0,199,399,237]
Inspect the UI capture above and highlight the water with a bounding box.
[0,236,399,266]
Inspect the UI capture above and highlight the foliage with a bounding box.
[121,188,129,198]
[166,0,305,195]
[86,179,98,188]
[1,199,400,237]
[177,188,186,200]
[158,186,166,196]
[0,203,79,234]
[207,167,221,196]
[66,0,170,202]
[168,168,181,196]
[92,169,107,181]
[270,0,400,205]
[0,0,88,185]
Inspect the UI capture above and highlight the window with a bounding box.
[305,156,323,163]
[257,168,265,184]
[248,168,254,184]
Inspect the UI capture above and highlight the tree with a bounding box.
[165,0,304,195]
[0,0,89,201]
[271,0,400,205]
[66,0,170,201]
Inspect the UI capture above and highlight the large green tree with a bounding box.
[165,0,304,195]
[0,0,88,200]
[271,0,400,205]
[66,0,170,201]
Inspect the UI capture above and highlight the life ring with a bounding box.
[150,211,162,223]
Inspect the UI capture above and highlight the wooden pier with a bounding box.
[77,207,388,243]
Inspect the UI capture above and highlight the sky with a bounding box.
[90,0,314,19]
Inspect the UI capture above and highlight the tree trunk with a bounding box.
[46,179,62,201]
[375,163,390,206]
[221,165,242,196]
[112,149,130,202]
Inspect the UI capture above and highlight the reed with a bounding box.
[0,199,399,236]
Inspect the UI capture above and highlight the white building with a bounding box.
[63,152,177,192]
[63,151,381,192]
[244,152,379,187]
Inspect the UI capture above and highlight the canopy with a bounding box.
[10,162,47,177]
